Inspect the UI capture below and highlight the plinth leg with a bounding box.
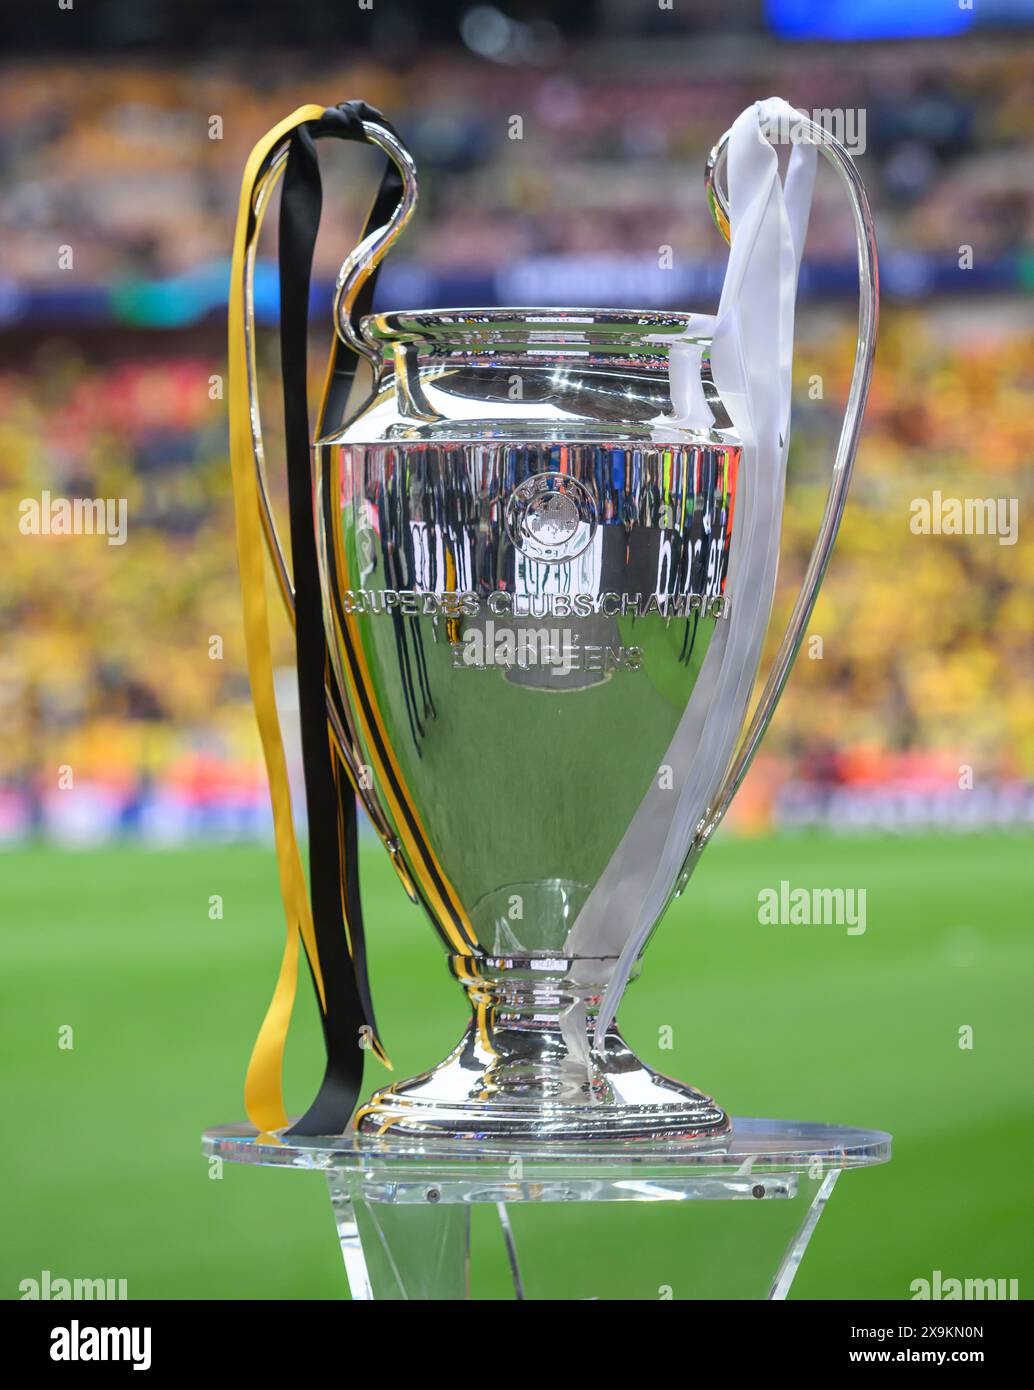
[327,1172,373,1301]
[767,1169,840,1300]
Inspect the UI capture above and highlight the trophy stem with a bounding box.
[354,956,730,1147]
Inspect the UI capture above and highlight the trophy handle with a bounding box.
[332,122,419,363]
[244,117,418,611]
[693,115,879,852]
[239,115,418,836]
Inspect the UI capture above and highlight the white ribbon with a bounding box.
[562,99,817,1050]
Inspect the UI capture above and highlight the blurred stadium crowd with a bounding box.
[2,32,1032,294]
[0,12,1031,841]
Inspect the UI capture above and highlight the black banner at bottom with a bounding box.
[2,1298,1025,1372]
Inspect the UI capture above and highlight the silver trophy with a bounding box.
[250,106,878,1148]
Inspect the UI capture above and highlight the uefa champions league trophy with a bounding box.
[312,98,876,1145]
[206,96,888,1300]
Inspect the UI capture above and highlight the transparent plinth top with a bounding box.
[202,1118,891,1205]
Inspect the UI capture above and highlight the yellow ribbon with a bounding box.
[228,106,327,1133]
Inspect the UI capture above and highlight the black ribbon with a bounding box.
[276,102,401,1136]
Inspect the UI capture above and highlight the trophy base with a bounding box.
[354,955,730,1147]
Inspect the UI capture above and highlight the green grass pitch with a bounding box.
[2,831,1030,1299]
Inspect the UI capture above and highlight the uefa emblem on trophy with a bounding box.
[223,95,878,1151]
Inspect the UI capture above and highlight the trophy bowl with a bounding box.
[316,308,740,1144]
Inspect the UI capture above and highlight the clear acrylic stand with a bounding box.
[203,1117,890,1300]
